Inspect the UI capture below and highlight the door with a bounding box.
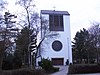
[52,58,64,65]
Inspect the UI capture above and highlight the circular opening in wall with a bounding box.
[52,40,63,51]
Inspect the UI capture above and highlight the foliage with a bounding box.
[40,58,59,73]
[2,53,13,70]
[15,0,40,68]
[0,41,5,69]
[12,53,22,69]
[15,26,38,68]
[68,64,100,74]
[88,24,100,62]
[0,11,17,70]
[0,68,46,75]
[15,27,31,66]
[2,52,22,70]
[0,0,58,70]
[72,28,97,64]
[72,28,88,62]
[88,24,100,48]
[41,58,53,72]
[15,0,59,68]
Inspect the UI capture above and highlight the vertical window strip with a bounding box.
[49,14,64,31]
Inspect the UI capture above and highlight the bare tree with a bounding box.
[15,0,59,68]
[0,0,7,70]
[0,0,18,69]
[15,0,39,68]
[88,23,100,63]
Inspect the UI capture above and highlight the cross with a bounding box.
[53,6,56,11]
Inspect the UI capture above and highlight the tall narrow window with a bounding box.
[49,14,64,31]
[60,15,64,30]
[49,15,54,30]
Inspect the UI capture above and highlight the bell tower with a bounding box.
[40,10,72,65]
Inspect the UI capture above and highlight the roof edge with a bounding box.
[41,10,70,15]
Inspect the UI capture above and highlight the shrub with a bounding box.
[2,60,13,70]
[68,64,100,74]
[0,68,46,75]
[2,53,22,70]
[52,67,59,72]
[41,58,53,72]
[40,58,59,73]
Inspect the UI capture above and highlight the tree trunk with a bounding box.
[0,53,3,70]
[0,41,5,70]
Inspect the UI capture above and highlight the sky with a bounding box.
[7,0,100,40]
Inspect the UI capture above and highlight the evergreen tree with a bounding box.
[15,27,32,66]
[72,28,96,63]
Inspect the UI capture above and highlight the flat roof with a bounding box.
[41,10,70,15]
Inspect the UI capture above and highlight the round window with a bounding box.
[52,40,63,51]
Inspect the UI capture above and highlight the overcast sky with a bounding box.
[7,0,100,40]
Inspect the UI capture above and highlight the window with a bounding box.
[49,14,64,31]
[52,40,63,51]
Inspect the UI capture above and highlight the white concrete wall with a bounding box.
[64,15,72,63]
[40,13,72,65]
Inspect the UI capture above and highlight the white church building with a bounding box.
[39,10,72,65]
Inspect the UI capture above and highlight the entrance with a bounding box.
[52,58,64,65]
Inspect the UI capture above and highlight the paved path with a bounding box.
[51,66,68,75]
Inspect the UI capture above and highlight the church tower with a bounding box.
[40,10,72,65]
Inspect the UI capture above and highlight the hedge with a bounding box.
[68,64,100,74]
[0,68,47,75]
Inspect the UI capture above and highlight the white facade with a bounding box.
[40,10,72,65]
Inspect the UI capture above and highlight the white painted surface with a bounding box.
[39,10,72,65]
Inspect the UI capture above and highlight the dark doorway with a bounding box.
[52,58,64,65]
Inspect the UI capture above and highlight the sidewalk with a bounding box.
[51,66,68,75]
[69,73,100,75]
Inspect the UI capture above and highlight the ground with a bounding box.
[51,66,68,75]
